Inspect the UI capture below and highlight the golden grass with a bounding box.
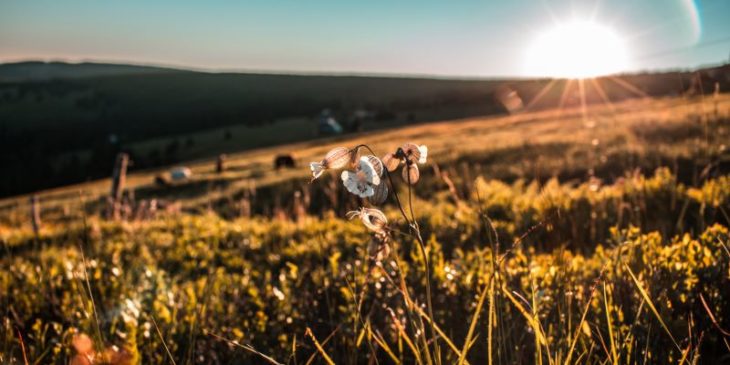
[2,94,730,364]
[2,94,727,226]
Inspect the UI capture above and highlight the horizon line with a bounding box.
[0,56,726,81]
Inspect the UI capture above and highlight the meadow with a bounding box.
[0,61,718,197]
[1,94,730,364]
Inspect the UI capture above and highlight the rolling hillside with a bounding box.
[2,93,728,226]
[1,61,728,197]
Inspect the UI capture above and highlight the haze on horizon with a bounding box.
[1,0,729,78]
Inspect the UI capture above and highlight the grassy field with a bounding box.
[3,61,725,197]
[2,94,730,364]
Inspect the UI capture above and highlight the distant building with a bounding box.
[318,109,343,135]
[349,109,374,132]
[170,167,192,181]
[494,86,524,114]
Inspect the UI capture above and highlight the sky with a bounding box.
[1,0,729,78]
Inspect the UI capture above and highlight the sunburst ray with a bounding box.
[525,79,559,111]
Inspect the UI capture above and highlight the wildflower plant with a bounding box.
[309,142,442,363]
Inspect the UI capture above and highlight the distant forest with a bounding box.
[0,61,727,197]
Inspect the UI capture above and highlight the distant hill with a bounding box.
[0,61,182,82]
[0,64,514,154]
[0,60,728,197]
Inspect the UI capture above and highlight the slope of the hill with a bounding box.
[1,61,728,197]
[1,93,728,228]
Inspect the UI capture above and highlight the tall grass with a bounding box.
[2,165,729,363]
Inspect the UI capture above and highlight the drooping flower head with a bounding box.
[346,207,388,233]
[401,143,428,165]
[341,156,381,198]
[382,143,428,185]
[310,147,355,180]
[347,207,391,261]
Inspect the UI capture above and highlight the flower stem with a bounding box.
[354,143,440,363]
[406,172,441,365]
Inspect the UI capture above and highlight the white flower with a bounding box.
[341,156,381,198]
[417,145,428,164]
[346,207,388,233]
[310,162,325,179]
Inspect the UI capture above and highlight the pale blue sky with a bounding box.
[1,0,729,77]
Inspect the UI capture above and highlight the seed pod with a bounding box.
[323,147,352,169]
[402,163,420,185]
[401,143,422,165]
[382,153,401,172]
[365,155,384,177]
[369,179,389,205]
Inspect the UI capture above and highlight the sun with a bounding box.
[524,21,630,79]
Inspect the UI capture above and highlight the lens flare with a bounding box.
[681,0,702,44]
[524,21,630,79]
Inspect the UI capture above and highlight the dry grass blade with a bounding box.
[603,283,619,365]
[356,323,368,348]
[290,335,298,365]
[209,332,283,365]
[531,278,543,365]
[573,350,588,364]
[717,234,730,259]
[487,277,495,365]
[386,308,421,364]
[414,306,468,364]
[593,322,612,361]
[563,284,597,365]
[624,265,684,355]
[457,275,492,365]
[305,327,336,365]
[150,314,177,365]
[16,328,29,365]
[678,342,692,365]
[698,293,730,336]
[371,328,402,364]
[77,244,105,347]
[304,325,340,365]
[501,285,547,346]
